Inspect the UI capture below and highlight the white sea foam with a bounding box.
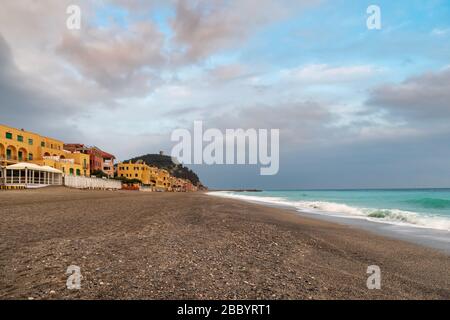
[207,191,450,231]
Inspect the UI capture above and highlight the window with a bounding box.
[29,153,33,161]
[41,141,45,147]
[18,151,23,161]
[6,132,12,139]
[17,135,24,142]
[76,169,81,176]
[28,138,33,145]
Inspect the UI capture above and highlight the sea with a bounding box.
[209,189,450,232]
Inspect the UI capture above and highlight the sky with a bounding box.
[1,0,450,189]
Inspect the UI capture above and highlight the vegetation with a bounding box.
[113,176,142,185]
[90,170,109,179]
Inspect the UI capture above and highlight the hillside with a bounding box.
[124,154,204,187]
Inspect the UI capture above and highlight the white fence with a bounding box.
[64,175,122,190]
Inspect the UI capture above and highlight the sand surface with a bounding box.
[0,188,449,300]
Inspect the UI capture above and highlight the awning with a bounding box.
[41,166,63,174]
[5,163,63,174]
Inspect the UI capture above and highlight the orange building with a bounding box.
[64,144,116,178]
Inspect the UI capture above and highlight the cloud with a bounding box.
[281,64,381,84]
[170,0,317,62]
[57,22,166,95]
[109,0,170,12]
[1,0,450,189]
[367,67,450,121]
[207,64,252,82]
[0,34,86,141]
[204,101,335,148]
[431,28,450,36]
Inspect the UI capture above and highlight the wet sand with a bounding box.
[0,188,449,300]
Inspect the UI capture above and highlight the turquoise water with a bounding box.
[210,189,450,231]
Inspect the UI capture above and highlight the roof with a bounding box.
[64,143,85,148]
[100,150,115,159]
[6,162,63,174]
[64,144,115,159]
[41,166,64,174]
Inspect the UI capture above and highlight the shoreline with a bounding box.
[207,191,450,255]
[1,188,449,299]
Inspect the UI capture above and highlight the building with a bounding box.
[101,151,115,178]
[0,124,90,177]
[157,169,171,191]
[64,144,116,178]
[117,161,178,191]
[117,160,152,185]
[0,124,199,191]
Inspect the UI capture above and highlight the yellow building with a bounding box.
[0,124,90,176]
[117,160,152,185]
[117,161,175,191]
[148,166,159,187]
[157,169,171,191]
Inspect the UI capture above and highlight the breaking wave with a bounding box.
[208,192,450,231]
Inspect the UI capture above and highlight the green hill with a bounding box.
[124,154,204,187]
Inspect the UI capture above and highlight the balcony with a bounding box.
[43,156,75,164]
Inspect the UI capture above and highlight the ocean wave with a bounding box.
[207,192,450,231]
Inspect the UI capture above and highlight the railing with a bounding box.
[1,177,52,185]
[64,175,122,190]
[59,159,75,164]
[43,156,61,161]
[0,172,63,185]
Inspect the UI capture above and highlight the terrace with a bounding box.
[0,163,63,187]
